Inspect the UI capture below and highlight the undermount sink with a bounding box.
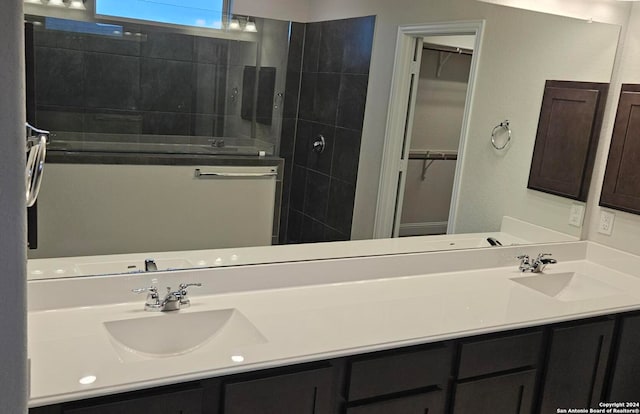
[104,309,266,361]
[510,272,623,302]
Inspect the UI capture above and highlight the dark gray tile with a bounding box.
[290,165,306,211]
[142,112,190,135]
[273,181,283,239]
[337,74,368,130]
[36,108,84,133]
[304,170,330,221]
[140,58,193,113]
[332,127,362,184]
[342,16,375,74]
[280,118,296,159]
[192,114,220,137]
[294,120,313,167]
[281,160,293,212]
[283,70,301,118]
[314,73,341,125]
[278,196,289,245]
[141,31,194,61]
[85,52,140,110]
[255,66,276,123]
[287,22,305,73]
[84,34,140,56]
[324,226,349,242]
[302,23,321,73]
[318,20,347,73]
[301,215,326,243]
[228,41,258,66]
[35,29,86,50]
[286,208,303,244]
[298,72,316,121]
[194,63,217,115]
[195,37,228,64]
[327,178,356,234]
[84,111,142,134]
[307,122,334,175]
[35,47,84,107]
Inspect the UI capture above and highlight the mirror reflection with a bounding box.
[24,2,621,279]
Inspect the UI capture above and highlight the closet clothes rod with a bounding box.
[408,150,458,161]
[423,43,473,56]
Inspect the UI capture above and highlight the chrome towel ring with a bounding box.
[491,120,511,150]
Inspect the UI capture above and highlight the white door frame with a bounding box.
[373,20,485,238]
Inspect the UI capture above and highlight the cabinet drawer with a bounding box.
[223,366,334,414]
[453,369,536,414]
[346,390,445,414]
[63,387,202,414]
[458,330,542,379]
[347,344,452,401]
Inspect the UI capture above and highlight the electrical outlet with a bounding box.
[568,204,585,227]
[598,210,615,236]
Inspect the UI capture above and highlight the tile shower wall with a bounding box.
[279,16,375,243]
[34,28,230,139]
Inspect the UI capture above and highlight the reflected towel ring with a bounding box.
[491,120,511,150]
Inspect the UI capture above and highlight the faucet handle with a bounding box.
[132,286,160,308]
[132,286,158,295]
[536,253,552,259]
[177,283,202,307]
[179,283,202,291]
[517,254,530,262]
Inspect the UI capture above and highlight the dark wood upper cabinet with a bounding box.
[600,84,640,214]
[528,80,609,201]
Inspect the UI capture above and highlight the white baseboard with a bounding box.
[399,221,448,237]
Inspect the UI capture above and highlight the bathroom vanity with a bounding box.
[26,241,640,413]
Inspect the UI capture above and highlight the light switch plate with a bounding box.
[598,210,615,236]
[568,204,585,227]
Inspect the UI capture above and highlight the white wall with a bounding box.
[584,4,640,255]
[0,0,27,412]
[294,0,619,239]
[453,6,618,236]
[233,0,310,22]
[476,0,630,25]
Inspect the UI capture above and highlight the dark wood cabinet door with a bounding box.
[223,366,333,414]
[539,319,614,412]
[63,387,202,414]
[528,80,608,201]
[607,313,640,401]
[347,344,452,401]
[600,84,640,214]
[346,390,445,414]
[458,330,542,380]
[452,370,536,414]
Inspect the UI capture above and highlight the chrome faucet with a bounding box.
[133,283,202,312]
[144,259,158,272]
[517,253,557,273]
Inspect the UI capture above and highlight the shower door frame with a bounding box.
[374,20,485,238]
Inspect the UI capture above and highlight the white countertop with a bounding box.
[27,216,576,281]
[27,241,640,407]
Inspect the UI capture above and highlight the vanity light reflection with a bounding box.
[231,355,245,363]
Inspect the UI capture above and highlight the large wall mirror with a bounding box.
[24,0,621,280]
